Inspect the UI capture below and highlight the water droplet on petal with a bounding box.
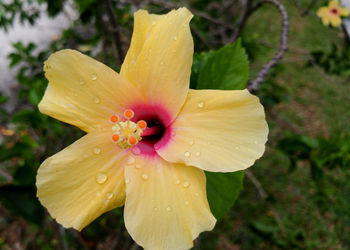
[141,174,148,180]
[94,97,100,104]
[160,61,164,65]
[79,80,85,85]
[184,151,190,158]
[127,156,135,165]
[106,192,113,199]
[166,206,172,212]
[195,192,199,197]
[152,21,156,26]
[185,200,189,206]
[197,101,204,108]
[91,74,97,81]
[174,179,180,185]
[183,181,190,188]
[94,147,101,154]
[189,139,194,146]
[135,164,141,170]
[125,179,130,184]
[235,146,240,150]
[173,36,178,41]
[132,147,141,155]
[83,154,88,158]
[195,151,201,157]
[96,173,107,184]
[254,140,258,145]
[207,141,211,145]
[154,207,158,211]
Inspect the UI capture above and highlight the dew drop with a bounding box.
[160,61,164,65]
[197,101,204,108]
[254,140,258,145]
[106,192,113,199]
[152,21,156,26]
[175,13,178,16]
[79,80,85,85]
[96,173,107,184]
[174,179,180,185]
[166,206,172,212]
[125,179,130,184]
[94,147,101,154]
[184,151,190,158]
[83,154,88,158]
[195,151,201,157]
[189,139,194,146]
[127,156,135,165]
[154,207,158,211]
[185,200,189,206]
[91,74,97,81]
[134,164,141,170]
[132,147,141,155]
[96,191,101,197]
[141,174,148,180]
[207,141,211,145]
[235,146,240,150]
[183,181,190,188]
[94,97,100,104]
[195,192,199,197]
[173,36,178,41]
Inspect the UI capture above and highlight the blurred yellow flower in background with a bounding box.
[317,0,349,27]
[36,7,268,250]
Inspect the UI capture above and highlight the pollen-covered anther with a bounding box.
[124,109,134,119]
[137,120,147,129]
[110,115,120,123]
[110,109,147,149]
[128,135,137,145]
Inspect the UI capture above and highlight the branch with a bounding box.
[104,0,124,64]
[247,0,289,92]
[245,169,287,236]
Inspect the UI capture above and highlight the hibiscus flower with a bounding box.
[36,7,268,250]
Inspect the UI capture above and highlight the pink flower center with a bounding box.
[110,104,174,156]
[330,8,339,15]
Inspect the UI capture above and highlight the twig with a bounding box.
[231,0,253,42]
[301,0,318,16]
[58,225,68,250]
[245,169,287,236]
[245,169,267,199]
[247,0,289,92]
[104,0,124,64]
[145,0,234,29]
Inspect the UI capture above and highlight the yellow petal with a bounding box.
[36,130,127,230]
[330,16,342,26]
[322,17,330,26]
[329,0,339,8]
[40,49,144,133]
[124,157,216,250]
[157,89,268,172]
[317,7,329,17]
[120,8,193,122]
[340,7,349,16]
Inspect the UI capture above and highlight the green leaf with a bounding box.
[205,171,244,220]
[190,51,214,89]
[197,38,249,90]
